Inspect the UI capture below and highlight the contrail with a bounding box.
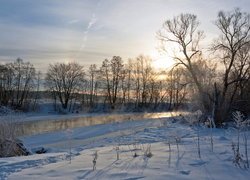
[73,0,101,60]
[80,13,97,50]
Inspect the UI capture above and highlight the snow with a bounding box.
[1,116,250,179]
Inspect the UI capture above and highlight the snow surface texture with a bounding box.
[1,117,250,179]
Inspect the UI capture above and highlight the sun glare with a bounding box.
[64,59,74,64]
[150,50,175,70]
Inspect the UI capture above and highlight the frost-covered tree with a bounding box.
[157,13,212,113]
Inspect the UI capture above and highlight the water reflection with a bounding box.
[16,112,186,136]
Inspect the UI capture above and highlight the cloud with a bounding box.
[0,0,249,71]
[68,19,80,24]
[80,13,98,50]
[87,14,98,29]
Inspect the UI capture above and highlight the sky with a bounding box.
[0,0,249,71]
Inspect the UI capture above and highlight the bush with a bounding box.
[0,117,30,157]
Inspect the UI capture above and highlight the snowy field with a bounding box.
[1,116,250,180]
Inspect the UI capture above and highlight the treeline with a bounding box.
[0,58,40,111]
[45,55,191,113]
[0,56,190,113]
[0,8,249,126]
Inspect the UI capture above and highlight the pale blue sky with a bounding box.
[0,0,249,70]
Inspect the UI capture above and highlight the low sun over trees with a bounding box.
[157,8,250,126]
[157,13,211,112]
[41,56,174,112]
[0,8,249,125]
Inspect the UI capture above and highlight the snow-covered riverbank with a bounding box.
[1,116,249,179]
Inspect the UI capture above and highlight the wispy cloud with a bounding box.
[68,19,79,24]
[0,0,249,71]
[80,13,97,50]
[78,0,101,51]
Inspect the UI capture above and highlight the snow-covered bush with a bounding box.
[127,143,140,158]
[175,136,181,157]
[206,117,215,152]
[232,111,250,169]
[143,144,153,158]
[65,128,73,163]
[183,110,203,158]
[114,146,120,160]
[92,150,98,170]
[166,141,171,167]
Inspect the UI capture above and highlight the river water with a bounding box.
[15,112,183,136]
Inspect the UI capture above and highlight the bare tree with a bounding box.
[88,64,99,108]
[130,55,155,109]
[167,67,188,110]
[138,55,154,107]
[212,8,250,125]
[120,68,128,104]
[0,64,14,106]
[11,58,36,110]
[32,71,42,111]
[125,59,133,103]
[100,56,124,109]
[45,62,85,111]
[0,59,37,111]
[157,14,209,111]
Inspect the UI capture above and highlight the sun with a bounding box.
[150,50,175,70]
[63,59,74,64]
